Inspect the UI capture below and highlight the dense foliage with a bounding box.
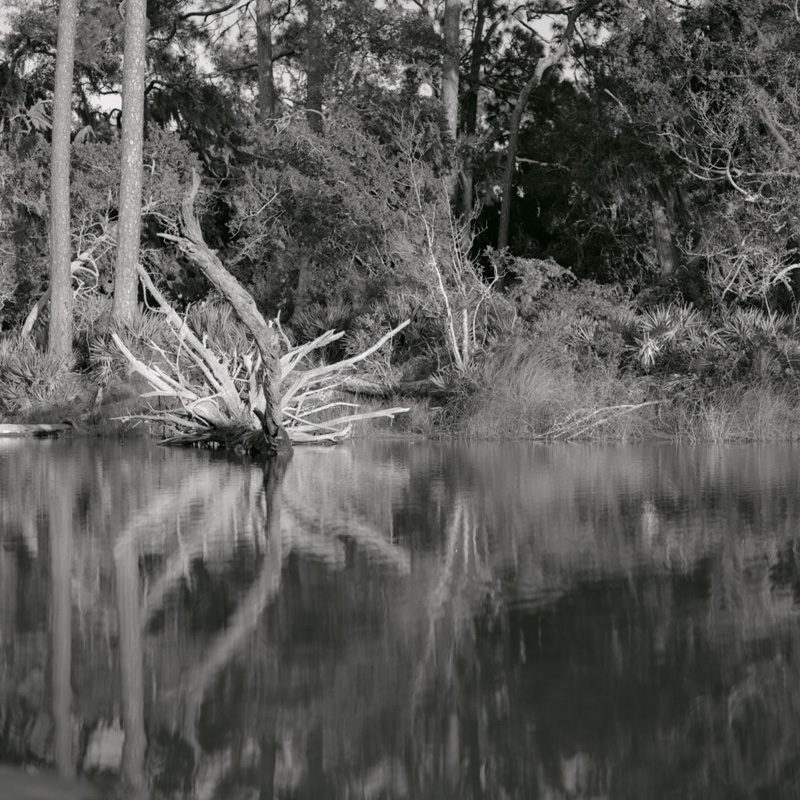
[4,0,800,438]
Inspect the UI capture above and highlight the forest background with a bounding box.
[3,0,800,443]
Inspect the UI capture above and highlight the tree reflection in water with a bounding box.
[2,440,800,797]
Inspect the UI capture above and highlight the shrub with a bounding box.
[658,384,800,443]
[0,335,80,415]
[450,335,652,441]
[628,302,800,388]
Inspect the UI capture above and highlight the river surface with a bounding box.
[1,438,800,799]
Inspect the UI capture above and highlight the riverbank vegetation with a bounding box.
[4,0,800,445]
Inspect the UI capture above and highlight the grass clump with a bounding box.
[450,336,656,441]
[659,384,800,443]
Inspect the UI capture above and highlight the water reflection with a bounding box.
[2,440,800,797]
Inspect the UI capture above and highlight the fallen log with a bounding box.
[0,423,74,437]
[160,170,286,451]
[113,281,410,448]
[534,400,664,440]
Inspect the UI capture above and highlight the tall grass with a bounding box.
[662,386,800,443]
[456,341,565,439]
[453,338,657,441]
[444,334,800,443]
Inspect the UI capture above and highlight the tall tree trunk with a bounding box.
[496,69,550,251]
[442,0,460,141]
[442,0,461,203]
[257,0,276,124]
[497,1,598,250]
[48,0,79,359]
[650,188,678,277]
[113,0,148,327]
[305,0,323,134]
[459,0,487,218]
[462,0,486,141]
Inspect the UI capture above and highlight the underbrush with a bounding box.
[425,272,800,443]
[0,318,171,434]
[434,336,800,442]
[0,335,82,415]
[658,384,800,443]
[8,258,800,445]
[446,337,657,441]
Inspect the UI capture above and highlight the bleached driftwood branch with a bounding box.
[112,271,410,447]
[111,172,409,450]
[159,170,285,439]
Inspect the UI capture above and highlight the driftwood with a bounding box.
[0,423,74,436]
[276,320,410,442]
[113,305,410,447]
[111,173,409,449]
[134,264,245,416]
[160,171,285,447]
[534,400,663,440]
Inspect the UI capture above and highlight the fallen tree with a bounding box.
[112,173,409,451]
[112,305,410,450]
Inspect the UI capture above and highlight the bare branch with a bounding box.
[180,0,251,22]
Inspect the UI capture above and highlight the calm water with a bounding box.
[2,439,800,798]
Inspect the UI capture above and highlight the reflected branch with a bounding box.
[178,456,290,780]
[142,468,262,621]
